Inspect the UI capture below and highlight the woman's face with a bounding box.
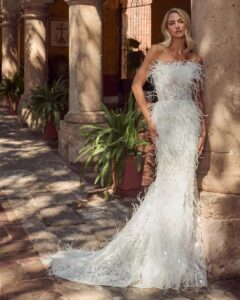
[167,12,186,39]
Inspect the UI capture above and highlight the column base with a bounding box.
[58,111,105,162]
[200,191,240,280]
[197,150,240,194]
[64,111,105,123]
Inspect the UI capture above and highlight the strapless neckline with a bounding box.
[153,59,202,67]
[146,56,204,104]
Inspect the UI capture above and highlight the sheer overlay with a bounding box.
[46,60,208,291]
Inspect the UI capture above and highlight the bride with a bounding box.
[48,7,208,291]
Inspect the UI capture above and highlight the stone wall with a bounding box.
[192,0,240,280]
[201,191,240,280]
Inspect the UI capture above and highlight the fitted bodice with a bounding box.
[147,60,204,102]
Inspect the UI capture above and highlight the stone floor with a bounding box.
[0,108,240,300]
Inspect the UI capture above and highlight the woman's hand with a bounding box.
[197,134,206,156]
[147,120,158,145]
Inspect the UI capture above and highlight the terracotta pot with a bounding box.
[42,119,58,140]
[116,155,143,197]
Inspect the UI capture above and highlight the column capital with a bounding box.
[21,0,54,19]
[0,0,20,27]
[64,0,102,6]
[0,11,19,27]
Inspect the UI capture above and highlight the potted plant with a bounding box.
[0,72,24,115]
[119,37,145,103]
[75,92,148,197]
[24,77,68,140]
[126,36,145,78]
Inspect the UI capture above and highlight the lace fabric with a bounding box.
[46,60,208,291]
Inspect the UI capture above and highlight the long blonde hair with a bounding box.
[160,8,195,54]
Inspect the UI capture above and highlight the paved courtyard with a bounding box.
[0,108,240,299]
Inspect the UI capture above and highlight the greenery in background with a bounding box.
[25,77,68,131]
[75,92,148,188]
[0,71,24,102]
[126,36,145,75]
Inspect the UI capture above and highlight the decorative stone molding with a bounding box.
[0,12,19,26]
[64,112,105,124]
[21,0,54,19]
[0,0,20,26]
[65,0,101,6]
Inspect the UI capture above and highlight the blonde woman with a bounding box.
[48,8,208,292]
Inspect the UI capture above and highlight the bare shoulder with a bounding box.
[146,44,165,60]
[190,52,203,65]
[148,43,165,54]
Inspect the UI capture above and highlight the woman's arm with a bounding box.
[132,45,161,143]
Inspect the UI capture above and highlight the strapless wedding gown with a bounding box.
[47,60,208,291]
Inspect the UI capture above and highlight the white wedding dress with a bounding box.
[47,60,208,291]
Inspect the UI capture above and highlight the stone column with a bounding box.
[20,0,53,103]
[0,0,19,79]
[59,0,104,162]
[192,0,240,280]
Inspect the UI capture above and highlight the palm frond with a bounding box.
[27,77,68,130]
[77,92,148,188]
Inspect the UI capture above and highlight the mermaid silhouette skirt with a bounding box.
[47,60,208,291]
